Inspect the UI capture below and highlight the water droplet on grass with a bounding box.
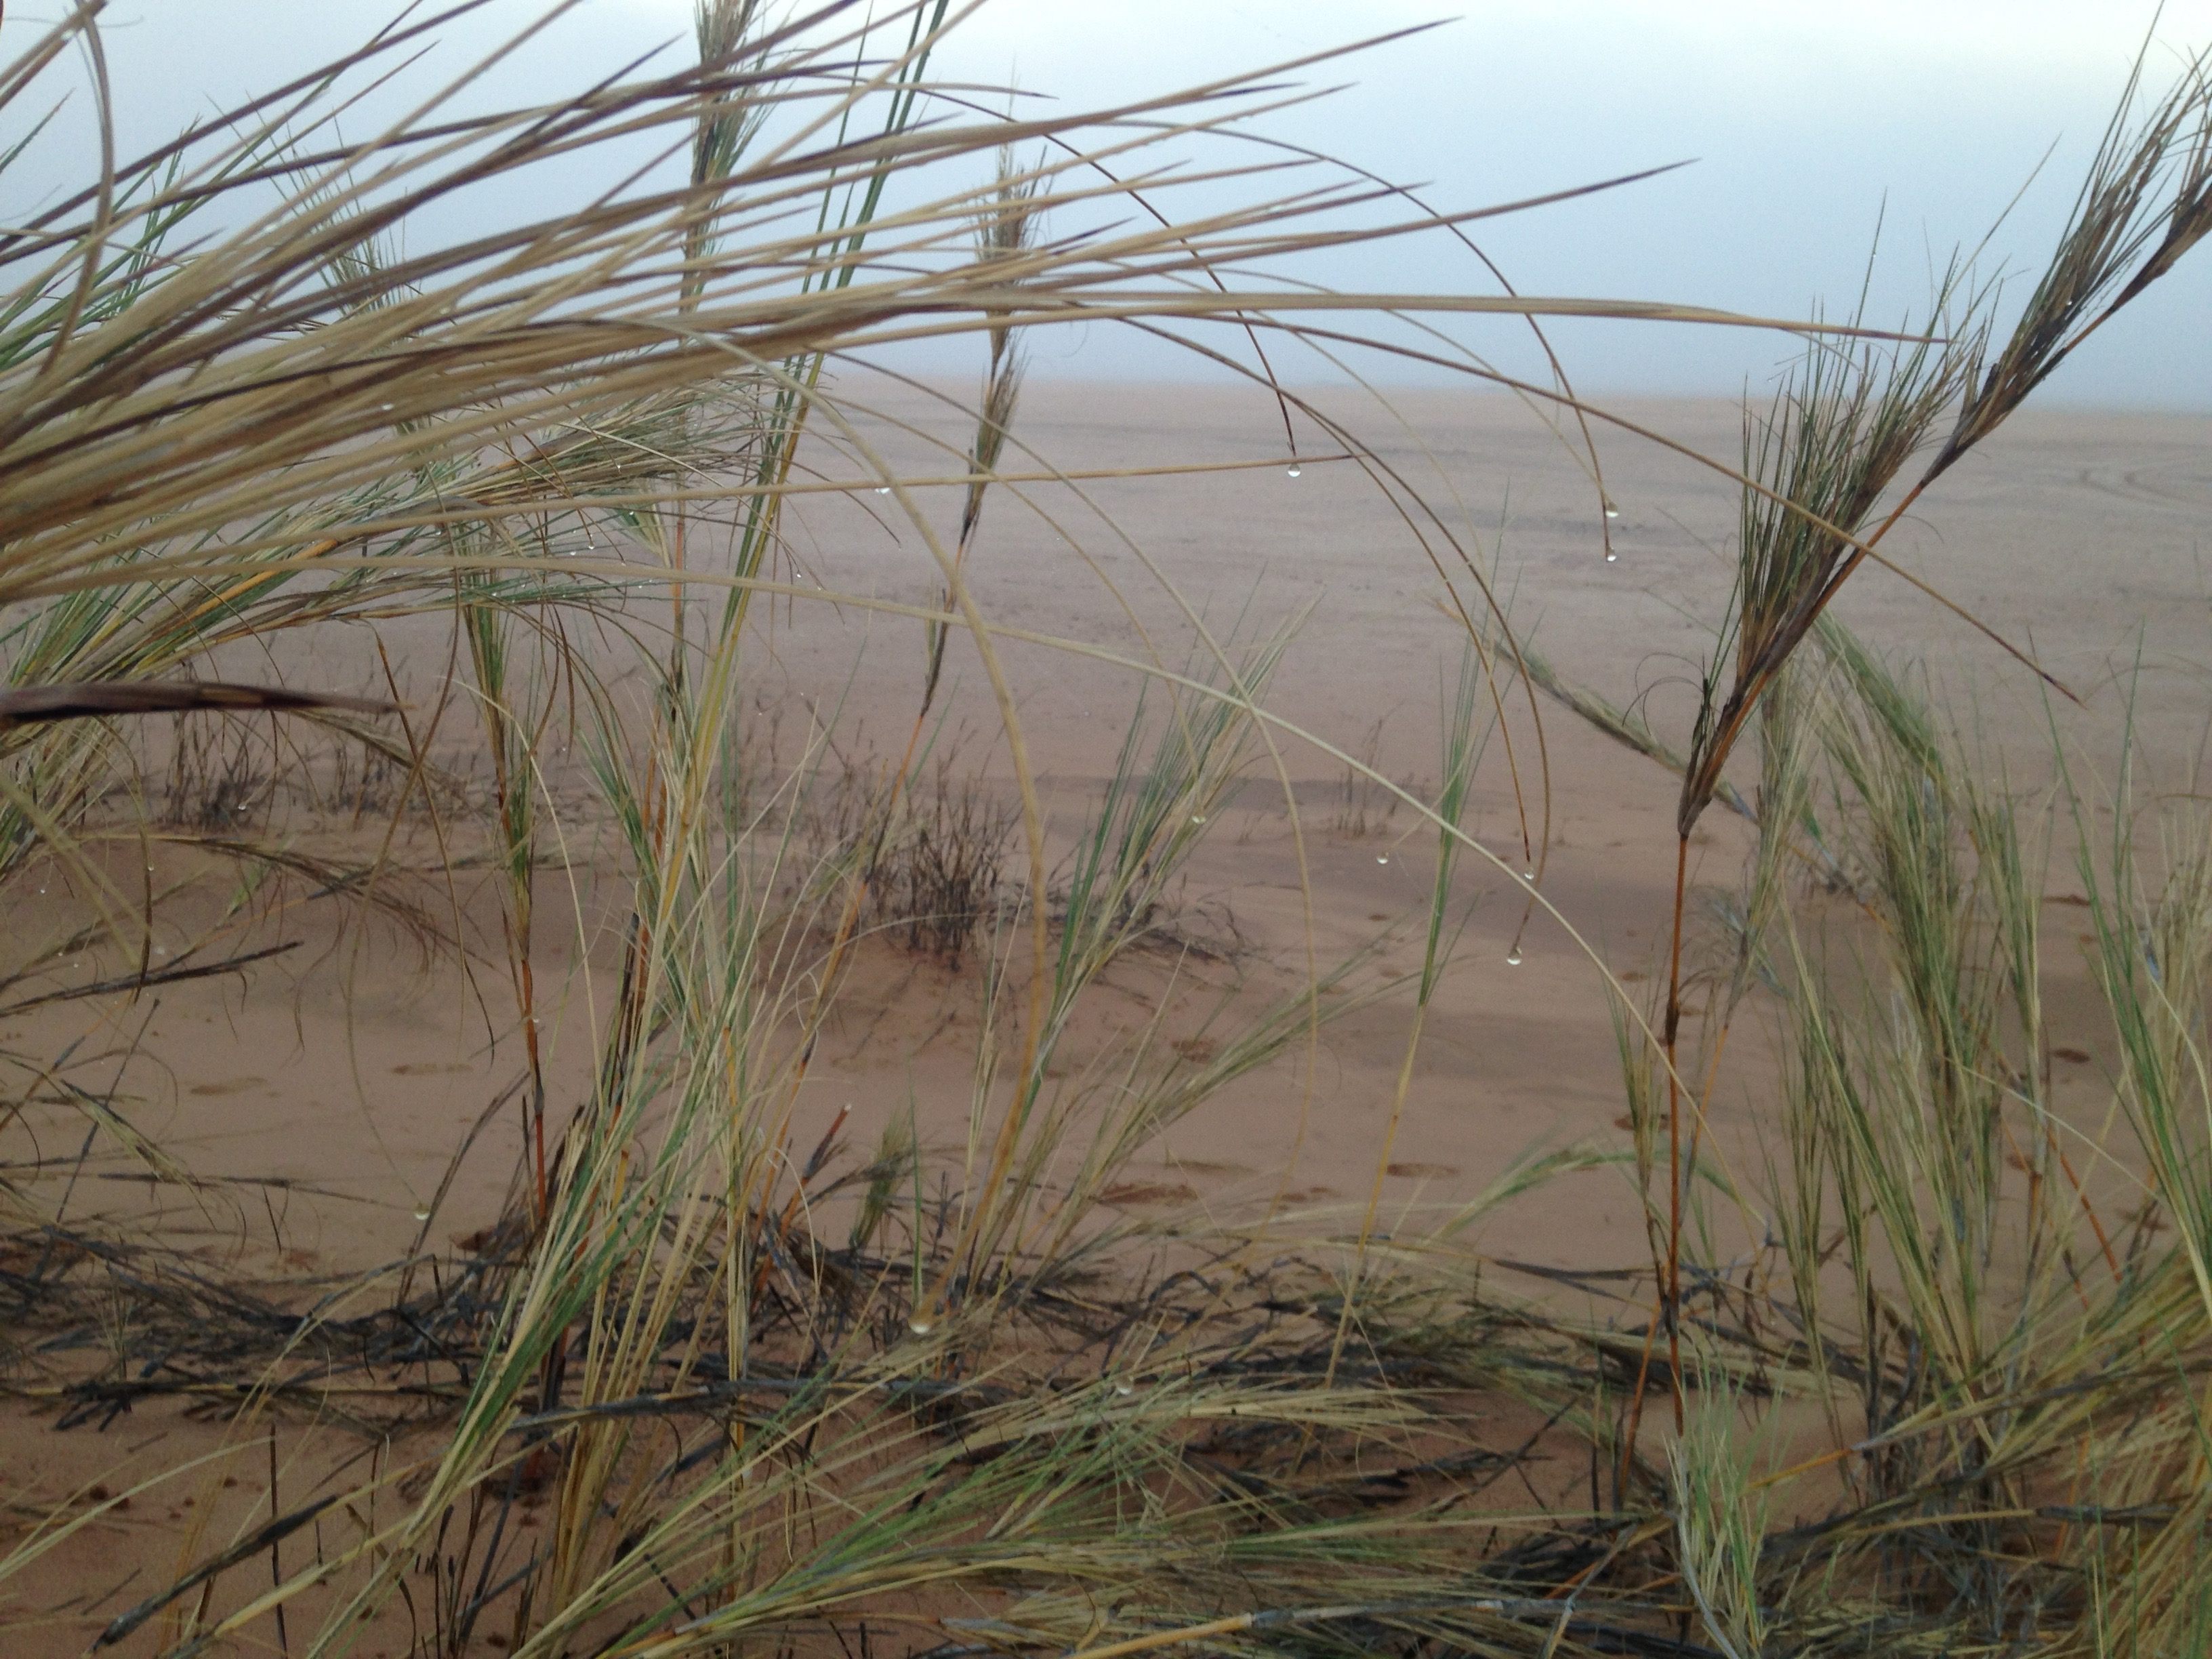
[1376,855,1389,865]
[1189,814,1206,825]
[907,1317,934,1336]
[1286,465,1302,478]
[1603,501,1620,520]
[1604,550,1618,563]
[1505,947,1523,966]
[874,486,890,495]
[411,1207,431,1221]
[1114,1381,1135,1397]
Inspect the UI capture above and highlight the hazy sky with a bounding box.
[17,2,2212,405]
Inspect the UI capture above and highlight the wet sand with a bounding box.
[2,386,2206,1650]
[10,382,2208,1265]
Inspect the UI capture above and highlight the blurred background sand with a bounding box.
[9,385,2206,1277]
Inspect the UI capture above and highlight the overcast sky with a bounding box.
[16,1,2212,405]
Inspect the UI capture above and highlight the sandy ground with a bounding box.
[3,384,2207,1649]
[10,378,2206,1273]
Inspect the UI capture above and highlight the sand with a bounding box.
[12,381,2204,1256]
[3,385,2205,1649]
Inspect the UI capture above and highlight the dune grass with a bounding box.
[4,5,2212,1658]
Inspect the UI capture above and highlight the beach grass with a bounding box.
[5,5,2212,1658]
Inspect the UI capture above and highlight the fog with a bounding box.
[11,1,2212,405]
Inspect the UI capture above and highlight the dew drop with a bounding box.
[1604,550,1619,563]
[1189,814,1206,825]
[874,486,890,495]
[1286,465,1302,478]
[1376,855,1389,865]
[411,1207,431,1222]
[1505,947,1523,966]
[1114,1381,1135,1397]
[1603,501,1620,520]
[907,1317,935,1337]
[1523,868,1535,881]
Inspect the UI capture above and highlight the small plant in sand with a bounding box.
[1331,711,1406,840]
[158,714,271,833]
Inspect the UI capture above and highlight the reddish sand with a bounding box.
[3,385,2207,1649]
